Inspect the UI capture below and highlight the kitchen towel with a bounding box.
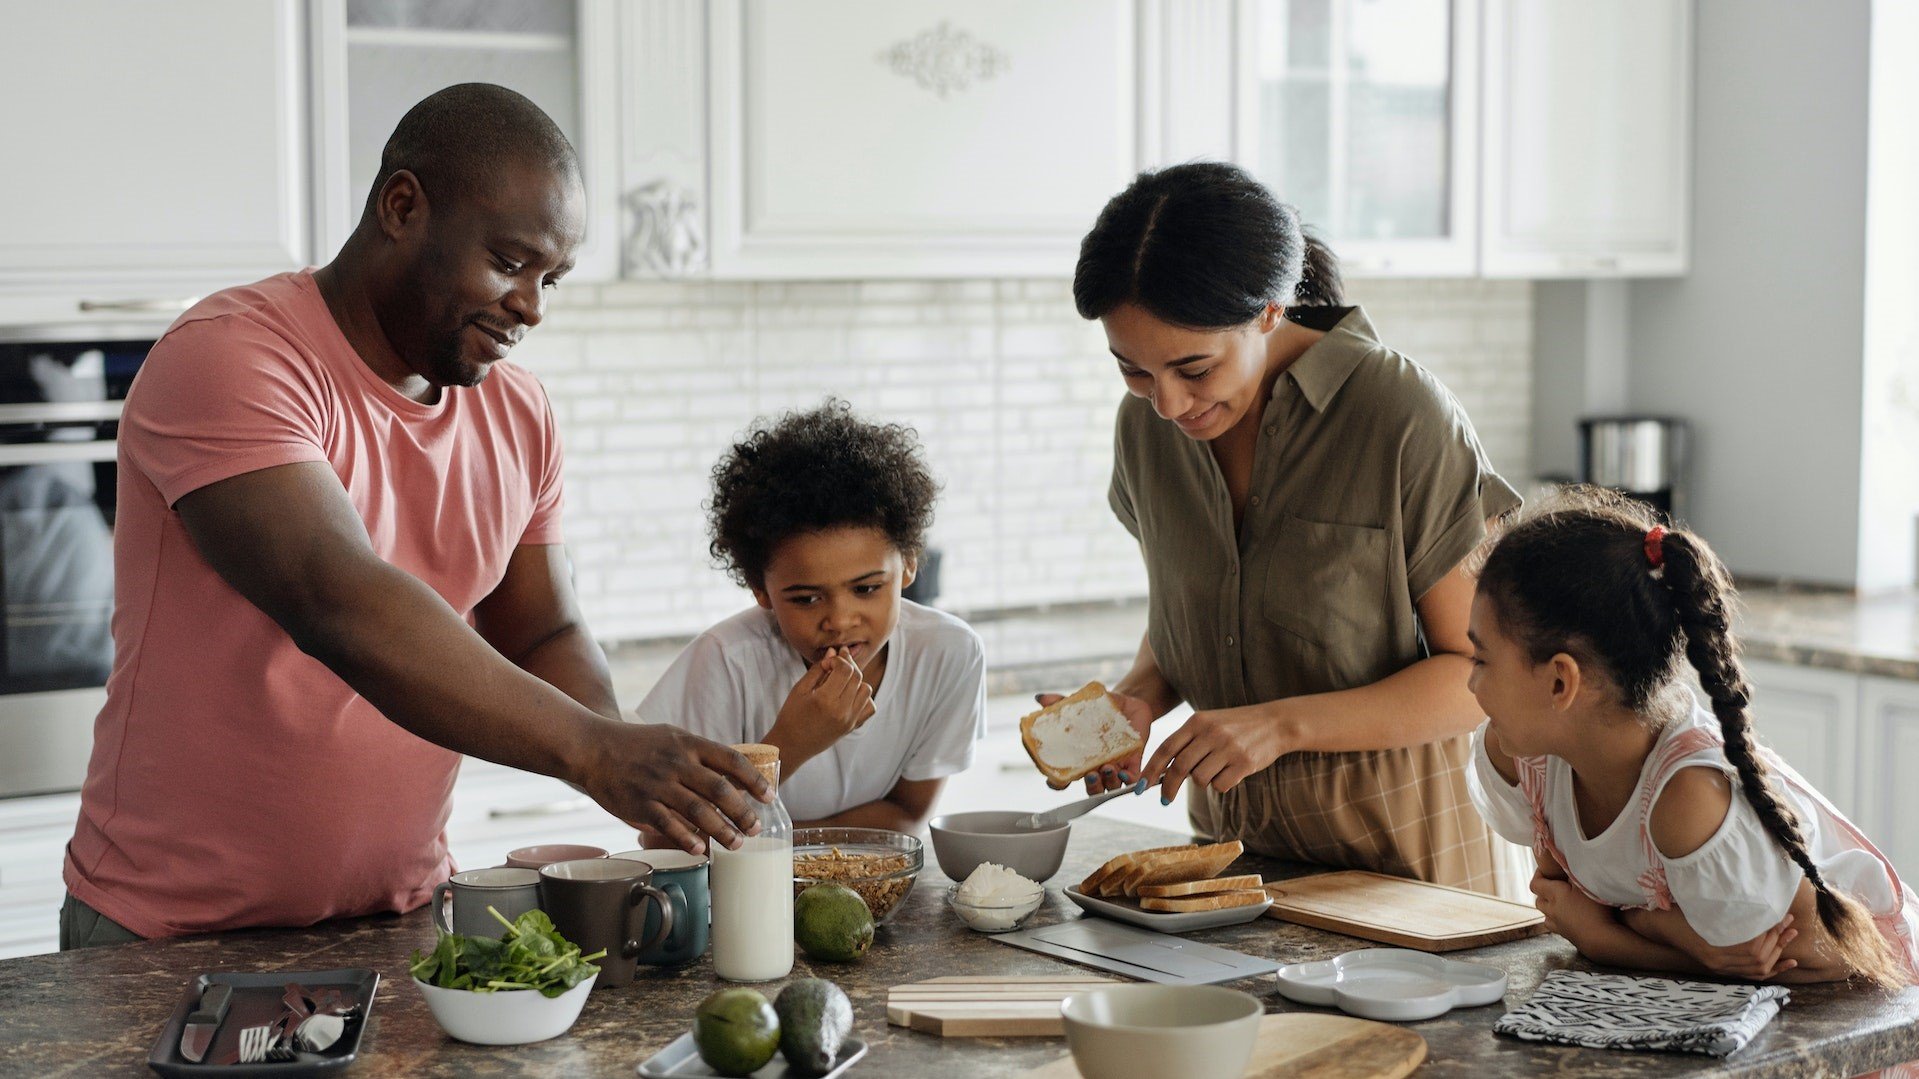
[1493,970,1790,1057]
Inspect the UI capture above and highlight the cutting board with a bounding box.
[1021,1013,1427,1078]
[1263,871,1544,952]
[886,976,1121,1037]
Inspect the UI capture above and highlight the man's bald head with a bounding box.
[362,83,580,222]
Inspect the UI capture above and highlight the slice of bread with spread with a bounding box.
[1019,682,1144,786]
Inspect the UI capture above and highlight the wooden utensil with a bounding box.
[887,975,1121,1037]
[1263,871,1544,952]
[1021,1013,1427,1078]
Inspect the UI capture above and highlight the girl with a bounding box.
[1075,161,1522,892]
[1468,486,1916,991]
[638,399,987,831]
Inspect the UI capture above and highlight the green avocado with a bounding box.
[693,988,780,1077]
[775,978,854,1076]
[794,884,874,962]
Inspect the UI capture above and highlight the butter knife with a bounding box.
[179,981,232,1063]
[1018,778,1148,831]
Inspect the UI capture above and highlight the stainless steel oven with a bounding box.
[0,328,154,798]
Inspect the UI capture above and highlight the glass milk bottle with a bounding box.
[710,743,794,981]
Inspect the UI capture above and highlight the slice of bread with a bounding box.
[1136,873,1264,899]
[1111,841,1244,897]
[1079,844,1192,896]
[1138,888,1268,913]
[1019,682,1143,786]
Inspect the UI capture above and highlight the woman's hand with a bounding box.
[1530,869,1619,954]
[1140,702,1295,802]
[1033,689,1155,793]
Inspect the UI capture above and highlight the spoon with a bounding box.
[1016,777,1149,831]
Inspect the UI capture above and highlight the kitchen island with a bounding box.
[3,817,1914,1078]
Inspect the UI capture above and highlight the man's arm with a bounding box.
[796,777,944,832]
[174,462,769,853]
[472,544,619,722]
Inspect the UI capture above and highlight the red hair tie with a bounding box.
[1644,526,1667,569]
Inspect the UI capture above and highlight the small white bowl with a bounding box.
[413,974,596,1045]
[945,884,1045,933]
[1061,984,1262,1079]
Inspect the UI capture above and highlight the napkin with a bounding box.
[1494,970,1790,1057]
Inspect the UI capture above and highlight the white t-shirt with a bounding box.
[636,600,988,822]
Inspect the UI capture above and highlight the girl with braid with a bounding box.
[1466,487,1916,994]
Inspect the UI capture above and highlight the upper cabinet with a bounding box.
[309,0,622,279]
[1239,0,1478,276]
[0,0,309,301]
[1480,0,1692,277]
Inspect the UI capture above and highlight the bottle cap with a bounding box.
[733,742,781,788]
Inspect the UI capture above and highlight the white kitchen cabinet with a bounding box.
[0,0,309,299]
[445,758,638,871]
[1236,0,1480,277]
[1480,0,1692,277]
[0,791,80,960]
[1859,676,1919,881]
[1743,660,1862,821]
[308,0,622,280]
[626,0,1145,280]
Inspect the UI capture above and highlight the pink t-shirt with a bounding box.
[64,270,564,938]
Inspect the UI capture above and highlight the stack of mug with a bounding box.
[431,843,712,988]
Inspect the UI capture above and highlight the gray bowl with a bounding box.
[927,811,1071,883]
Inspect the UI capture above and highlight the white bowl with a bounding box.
[944,883,1046,933]
[1061,985,1262,1079]
[927,811,1071,882]
[413,974,596,1045]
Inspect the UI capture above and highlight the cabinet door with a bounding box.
[0,792,81,960]
[704,0,1141,278]
[1237,0,1479,277]
[1742,660,1860,820]
[0,0,307,295]
[1860,677,1919,880]
[1481,0,1691,277]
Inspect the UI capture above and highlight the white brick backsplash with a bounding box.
[535,278,1531,643]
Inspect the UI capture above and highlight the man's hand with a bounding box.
[1032,689,1154,793]
[1140,702,1294,802]
[767,648,874,773]
[575,724,771,856]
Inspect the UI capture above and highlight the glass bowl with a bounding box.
[945,883,1046,933]
[791,827,924,925]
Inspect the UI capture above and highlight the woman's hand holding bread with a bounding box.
[1028,688,1155,793]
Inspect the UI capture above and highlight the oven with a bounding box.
[0,330,152,798]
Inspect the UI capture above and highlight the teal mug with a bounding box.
[611,849,709,966]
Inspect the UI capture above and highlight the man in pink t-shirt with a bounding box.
[61,85,769,945]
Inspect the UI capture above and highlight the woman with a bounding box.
[1070,161,1520,891]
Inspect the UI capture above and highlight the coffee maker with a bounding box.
[1579,416,1689,522]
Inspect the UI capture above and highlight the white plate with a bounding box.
[635,1033,868,1078]
[1273,948,1506,1022]
[1062,885,1273,933]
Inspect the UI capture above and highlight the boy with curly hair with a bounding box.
[637,399,987,829]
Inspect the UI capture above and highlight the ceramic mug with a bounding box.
[432,867,542,936]
[611,849,710,966]
[504,843,608,870]
[538,858,674,988]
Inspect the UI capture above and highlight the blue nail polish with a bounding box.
[1118,771,1132,783]
[1160,795,1172,806]
[1132,777,1148,795]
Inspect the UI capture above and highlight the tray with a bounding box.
[993,918,1280,985]
[636,1033,868,1077]
[147,968,379,1078]
[1063,884,1272,932]
[1274,948,1506,1022]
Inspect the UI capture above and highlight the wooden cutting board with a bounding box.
[887,976,1122,1037]
[1021,1013,1426,1078]
[1263,871,1544,952]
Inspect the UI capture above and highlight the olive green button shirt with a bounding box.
[1109,306,1522,888]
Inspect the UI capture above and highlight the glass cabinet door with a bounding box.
[1239,0,1476,276]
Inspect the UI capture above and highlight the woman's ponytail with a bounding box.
[1292,230,1345,307]
[1660,531,1905,989]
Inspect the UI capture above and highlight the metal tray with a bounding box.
[993,918,1280,985]
[636,1033,868,1078]
[1063,884,1272,933]
[147,968,379,1078]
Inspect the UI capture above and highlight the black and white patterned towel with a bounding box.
[1494,970,1791,1057]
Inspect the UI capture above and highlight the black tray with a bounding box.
[146,968,379,1078]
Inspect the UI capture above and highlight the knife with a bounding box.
[179,982,232,1063]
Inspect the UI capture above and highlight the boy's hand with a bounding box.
[769,647,875,767]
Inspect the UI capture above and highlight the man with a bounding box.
[60,84,767,948]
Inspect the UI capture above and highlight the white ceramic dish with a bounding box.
[1062,884,1272,933]
[635,1034,869,1077]
[945,883,1046,933]
[1060,984,1263,1079]
[1272,948,1506,1022]
[413,974,596,1045]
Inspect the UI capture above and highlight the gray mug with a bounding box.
[433,867,542,936]
[612,849,710,966]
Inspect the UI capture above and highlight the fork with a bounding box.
[236,1023,275,1064]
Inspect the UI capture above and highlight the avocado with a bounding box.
[794,884,874,962]
[693,988,780,1077]
[774,979,854,1076]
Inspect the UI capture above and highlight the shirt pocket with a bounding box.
[1260,514,1391,649]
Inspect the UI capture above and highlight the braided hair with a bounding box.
[1477,486,1905,988]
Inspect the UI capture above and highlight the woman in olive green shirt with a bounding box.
[1070,162,1520,890]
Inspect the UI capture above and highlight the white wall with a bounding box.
[1620,0,1870,585]
[525,277,1532,643]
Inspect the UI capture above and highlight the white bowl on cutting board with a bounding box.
[1060,984,1263,1079]
[1273,948,1506,1022]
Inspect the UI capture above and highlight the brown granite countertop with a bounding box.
[3,818,1914,1078]
[1736,583,1919,681]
